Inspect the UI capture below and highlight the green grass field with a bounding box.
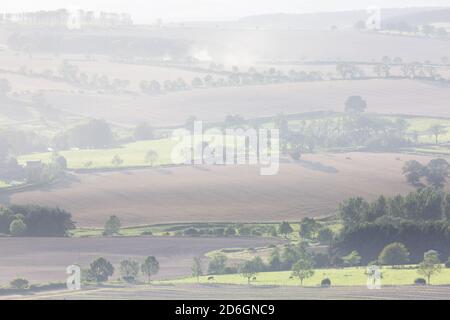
[162,266,450,287]
[17,134,257,170]
[0,180,11,188]
[0,179,26,189]
[14,113,450,171]
[18,139,178,169]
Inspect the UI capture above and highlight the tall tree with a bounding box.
[119,259,140,281]
[345,96,367,114]
[299,217,319,240]
[141,256,160,283]
[378,243,410,267]
[418,250,442,284]
[278,221,293,238]
[239,261,257,285]
[402,160,425,187]
[89,257,114,283]
[291,255,315,286]
[191,257,203,283]
[425,158,450,188]
[104,215,121,235]
[429,124,447,145]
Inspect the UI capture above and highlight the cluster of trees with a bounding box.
[340,188,450,228]
[181,224,278,238]
[0,205,75,237]
[335,188,450,263]
[276,97,413,156]
[206,243,319,286]
[277,220,333,244]
[0,134,66,184]
[54,119,115,150]
[204,249,335,287]
[0,128,48,156]
[334,219,450,264]
[53,120,157,152]
[84,256,159,283]
[373,243,444,284]
[403,158,450,188]
[0,151,24,181]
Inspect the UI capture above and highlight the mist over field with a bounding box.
[1,1,450,300]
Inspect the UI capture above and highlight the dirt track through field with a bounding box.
[3,152,445,227]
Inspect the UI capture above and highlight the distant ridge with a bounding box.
[237,7,449,29]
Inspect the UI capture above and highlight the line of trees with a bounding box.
[139,69,324,95]
[84,256,160,283]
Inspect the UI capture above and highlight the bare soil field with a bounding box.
[10,284,450,300]
[44,79,450,126]
[2,152,443,227]
[0,236,277,286]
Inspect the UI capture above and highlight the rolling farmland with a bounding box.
[3,152,443,227]
[44,79,450,127]
[0,236,279,286]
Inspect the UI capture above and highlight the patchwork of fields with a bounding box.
[2,16,450,300]
[0,236,278,286]
[3,152,442,227]
[43,79,450,126]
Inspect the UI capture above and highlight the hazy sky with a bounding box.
[3,0,450,22]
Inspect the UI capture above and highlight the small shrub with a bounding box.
[10,278,29,289]
[414,278,427,285]
[141,230,153,236]
[9,219,27,236]
[321,278,331,288]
